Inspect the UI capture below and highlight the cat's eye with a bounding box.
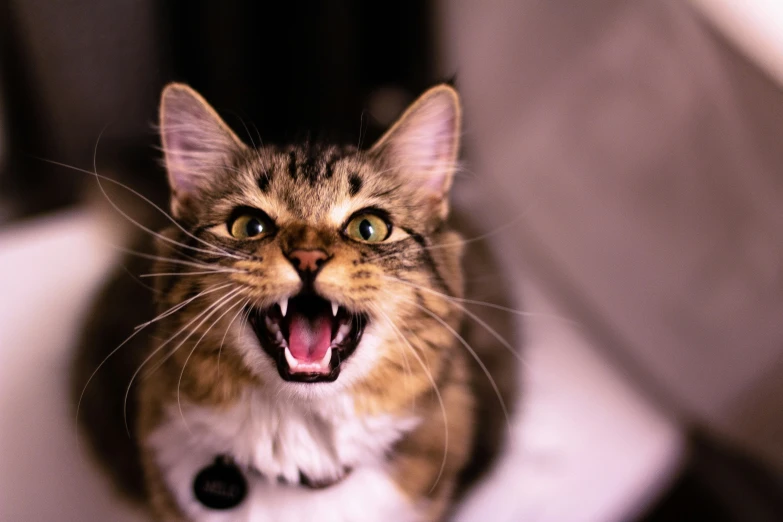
[345,212,391,243]
[228,212,274,239]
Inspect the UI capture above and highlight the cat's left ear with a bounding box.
[370,85,461,220]
[159,83,247,217]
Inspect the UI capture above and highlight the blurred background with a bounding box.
[2,0,783,520]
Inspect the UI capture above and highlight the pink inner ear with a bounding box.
[163,129,205,195]
[381,90,459,197]
[160,86,243,199]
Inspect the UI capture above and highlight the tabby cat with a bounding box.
[73,83,513,521]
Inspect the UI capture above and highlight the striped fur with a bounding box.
[82,84,479,521]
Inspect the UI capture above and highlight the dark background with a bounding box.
[0,0,435,221]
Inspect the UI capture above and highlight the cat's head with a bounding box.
[156,84,464,402]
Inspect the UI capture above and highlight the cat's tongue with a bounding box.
[288,314,332,363]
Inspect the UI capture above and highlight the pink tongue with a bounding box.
[288,315,332,362]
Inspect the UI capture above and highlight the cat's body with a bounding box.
[73,84,514,521]
[141,364,470,521]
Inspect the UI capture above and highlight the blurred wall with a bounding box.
[441,0,783,469]
[9,0,162,158]
[1,0,164,217]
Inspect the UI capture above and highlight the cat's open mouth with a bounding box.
[247,293,367,383]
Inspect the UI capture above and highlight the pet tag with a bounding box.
[193,456,247,510]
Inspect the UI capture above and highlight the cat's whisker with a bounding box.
[134,282,234,331]
[364,211,531,264]
[140,268,246,278]
[229,112,258,150]
[247,120,263,149]
[384,274,577,325]
[33,156,248,260]
[394,292,513,437]
[367,160,474,181]
[217,297,252,378]
[372,304,449,495]
[385,275,527,368]
[123,286,243,435]
[154,243,241,269]
[158,244,215,265]
[357,109,367,150]
[238,301,254,343]
[75,281,233,446]
[177,293,247,433]
[119,262,162,295]
[140,287,245,380]
[368,304,414,407]
[156,153,246,175]
[112,245,244,274]
[88,143,245,261]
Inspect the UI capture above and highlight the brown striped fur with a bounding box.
[72,84,518,521]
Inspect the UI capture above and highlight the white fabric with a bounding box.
[0,210,144,521]
[691,0,783,86]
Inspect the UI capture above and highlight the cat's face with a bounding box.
[156,84,463,401]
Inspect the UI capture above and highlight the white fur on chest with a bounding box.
[148,390,423,521]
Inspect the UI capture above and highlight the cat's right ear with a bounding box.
[159,83,247,217]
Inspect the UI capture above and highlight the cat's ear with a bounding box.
[159,83,247,216]
[370,85,461,219]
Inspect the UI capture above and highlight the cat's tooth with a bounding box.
[284,347,298,368]
[320,347,332,367]
[333,322,351,345]
[331,301,339,317]
[279,298,288,317]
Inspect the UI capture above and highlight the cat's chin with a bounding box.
[246,293,367,384]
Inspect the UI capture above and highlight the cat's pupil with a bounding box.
[359,219,374,240]
[246,218,263,236]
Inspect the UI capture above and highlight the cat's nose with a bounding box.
[287,249,329,278]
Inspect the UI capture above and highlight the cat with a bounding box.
[72,83,517,521]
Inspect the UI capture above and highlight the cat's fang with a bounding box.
[320,346,332,366]
[332,321,352,346]
[284,347,299,369]
[246,294,368,382]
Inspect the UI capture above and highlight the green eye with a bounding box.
[228,213,273,239]
[345,212,391,243]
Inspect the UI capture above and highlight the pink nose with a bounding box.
[288,249,329,273]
